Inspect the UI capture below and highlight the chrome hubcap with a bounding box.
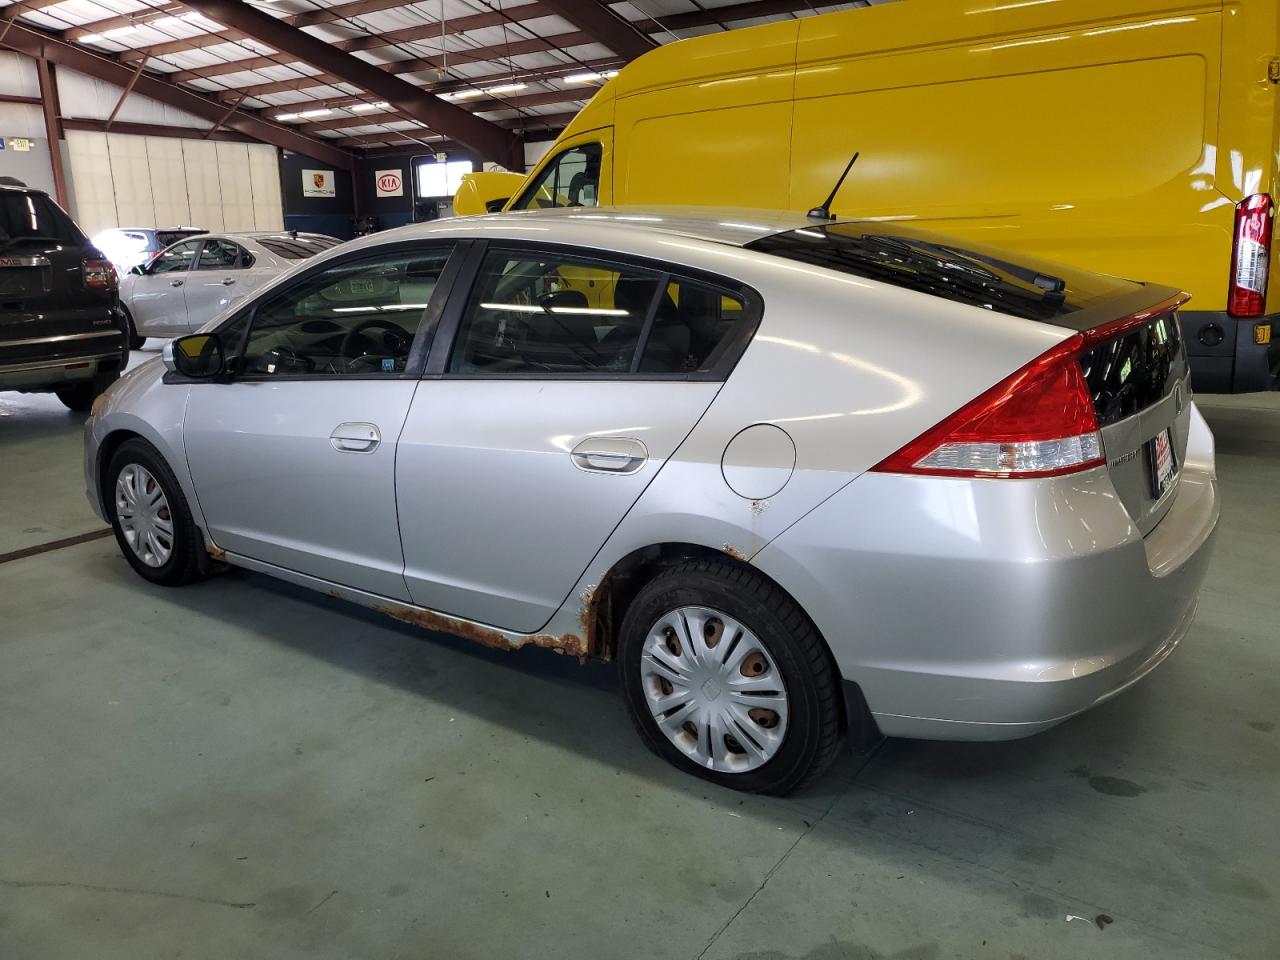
[640,605,789,773]
[115,463,173,568]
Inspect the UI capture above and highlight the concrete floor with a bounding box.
[1,353,1277,960]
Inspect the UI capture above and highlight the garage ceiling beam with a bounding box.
[0,20,356,169]
[248,57,623,114]
[535,0,656,60]
[172,0,525,167]
[296,89,597,134]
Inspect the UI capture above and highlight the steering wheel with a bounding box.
[339,318,414,368]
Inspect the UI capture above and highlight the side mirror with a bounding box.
[452,171,526,216]
[164,333,225,378]
[130,264,146,276]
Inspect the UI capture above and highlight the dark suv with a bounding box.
[0,182,128,411]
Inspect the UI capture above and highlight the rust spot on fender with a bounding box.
[206,544,227,563]
[378,604,588,659]
[722,543,745,561]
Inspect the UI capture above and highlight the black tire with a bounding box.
[618,558,845,795]
[56,371,118,412]
[123,307,146,350]
[105,438,203,586]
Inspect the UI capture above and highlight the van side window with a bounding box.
[638,279,747,374]
[513,143,602,210]
[449,248,661,374]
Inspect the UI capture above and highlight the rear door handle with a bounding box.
[221,277,236,286]
[330,421,381,453]
[170,279,184,287]
[570,436,648,474]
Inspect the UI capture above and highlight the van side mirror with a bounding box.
[452,171,527,216]
[164,333,225,378]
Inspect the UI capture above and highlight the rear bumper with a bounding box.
[754,405,1220,741]
[0,330,126,392]
[1179,310,1277,393]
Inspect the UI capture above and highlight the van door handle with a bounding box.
[170,279,184,287]
[570,437,648,474]
[330,422,381,453]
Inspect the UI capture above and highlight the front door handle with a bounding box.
[330,422,381,453]
[170,279,184,287]
[570,436,648,474]
[221,277,236,286]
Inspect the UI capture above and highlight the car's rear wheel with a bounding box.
[123,306,146,350]
[106,438,202,586]
[618,558,844,795]
[56,372,118,412]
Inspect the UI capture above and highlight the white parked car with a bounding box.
[118,231,344,348]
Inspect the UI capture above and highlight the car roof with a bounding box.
[403,207,838,247]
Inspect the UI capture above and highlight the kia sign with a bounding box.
[375,169,404,198]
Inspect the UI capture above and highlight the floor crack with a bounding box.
[0,878,256,909]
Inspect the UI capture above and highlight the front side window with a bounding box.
[450,249,661,374]
[513,143,602,211]
[195,239,247,270]
[238,247,450,377]
[149,239,202,274]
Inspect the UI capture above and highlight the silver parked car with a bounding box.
[117,231,343,348]
[83,208,1219,794]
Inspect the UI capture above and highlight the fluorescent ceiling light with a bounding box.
[297,109,331,118]
[564,70,618,84]
[443,82,527,100]
[275,112,299,121]
[85,25,138,42]
[351,101,390,112]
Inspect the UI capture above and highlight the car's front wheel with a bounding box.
[106,438,203,586]
[618,559,845,795]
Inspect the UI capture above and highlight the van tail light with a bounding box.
[82,257,118,291]
[871,335,1104,479]
[1228,193,1273,318]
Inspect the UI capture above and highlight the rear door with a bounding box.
[395,242,758,632]
[185,238,251,330]
[128,239,200,336]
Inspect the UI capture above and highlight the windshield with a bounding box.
[747,223,1140,323]
[0,191,81,247]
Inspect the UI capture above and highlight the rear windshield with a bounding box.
[748,223,1139,323]
[0,191,81,246]
[258,235,342,259]
[156,229,207,248]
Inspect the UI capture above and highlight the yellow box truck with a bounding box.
[459,0,1280,392]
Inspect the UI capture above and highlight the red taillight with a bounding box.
[1228,193,1273,317]
[82,257,117,291]
[871,335,1104,479]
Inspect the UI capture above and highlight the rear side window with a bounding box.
[258,235,342,259]
[748,224,1139,323]
[512,143,602,211]
[451,250,661,374]
[449,248,753,377]
[0,191,80,245]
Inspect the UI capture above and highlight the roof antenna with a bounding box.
[807,152,859,221]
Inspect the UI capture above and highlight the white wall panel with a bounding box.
[182,139,225,232]
[0,53,40,98]
[215,140,256,231]
[247,143,283,230]
[57,67,212,129]
[106,133,156,227]
[66,130,118,236]
[145,137,192,226]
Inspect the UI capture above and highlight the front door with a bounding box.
[128,238,200,336]
[396,244,754,633]
[183,242,456,599]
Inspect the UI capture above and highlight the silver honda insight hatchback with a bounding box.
[84,207,1219,794]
